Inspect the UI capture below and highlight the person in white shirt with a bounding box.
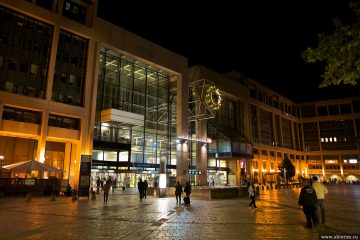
[312,176,329,224]
[248,182,257,209]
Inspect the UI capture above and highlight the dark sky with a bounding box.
[97,0,360,103]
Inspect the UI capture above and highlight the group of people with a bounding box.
[175,181,192,205]
[137,179,148,201]
[248,176,328,229]
[298,176,329,228]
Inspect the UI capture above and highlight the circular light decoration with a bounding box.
[205,85,222,110]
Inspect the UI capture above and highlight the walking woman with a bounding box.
[248,182,257,209]
[184,182,192,205]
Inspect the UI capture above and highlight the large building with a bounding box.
[189,66,360,185]
[0,0,189,188]
[0,0,359,190]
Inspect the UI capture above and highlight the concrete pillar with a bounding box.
[176,74,189,185]
[36,112,49,163]
[197,119,208,186]
[236,160,241,185]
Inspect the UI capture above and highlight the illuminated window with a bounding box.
[329,137,333,142]
[334,137,337,142]
[325,138,328,142]
[321,138,324,142]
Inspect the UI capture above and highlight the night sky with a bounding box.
[97,0,360,103]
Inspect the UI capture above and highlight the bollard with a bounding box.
[26,192,32,202]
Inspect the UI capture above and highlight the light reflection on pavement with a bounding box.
[0,185,359,239]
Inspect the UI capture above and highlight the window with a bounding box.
[62,0,87,24]
[317,106,327,116]
[36,0,54,11]
[48,114,80,130]
[340,103,351,114]
[0,6,53,98]
[52,30,88,106]
[2,106,41,124]
[328,105,339,115]
[301,104,316,118]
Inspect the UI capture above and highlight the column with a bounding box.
[196,119,208,186]
[176,75,189,185]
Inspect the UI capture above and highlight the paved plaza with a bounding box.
[0,185,359,240]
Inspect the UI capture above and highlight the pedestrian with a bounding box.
[183,182,191,205]
[175,181,183,204]
[112,178,116,194]
[143,179,148,199]
[312,176,328,224]
[66,183,72,196]
[96,177,101,193]
[102,180,111,204]
[138,178,144,201]
[248,181,257,209]
[298,180,319,228]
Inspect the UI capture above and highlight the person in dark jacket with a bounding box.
[298,180,319,228]
[138,179,144,201]
[184,182,192,205]
[143,180,148,199]
[175,181,183,204]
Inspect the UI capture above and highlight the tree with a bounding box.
[302,2,360,87]
[278,156,295,184]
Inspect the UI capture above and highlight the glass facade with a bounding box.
[259,109,273,145]
[0,6,53,98]
[96,48,174,167]
[52,30,88,106]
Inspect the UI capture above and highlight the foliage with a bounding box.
[302,2,360,87]
[278,156,295,184]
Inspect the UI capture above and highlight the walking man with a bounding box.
[175,181,183,204]
[248,181,257,209]
[143,179,148,199]
[102,180,111,204]
[298,180,319,228]
[312,176,328,224]
[138,179,144,201]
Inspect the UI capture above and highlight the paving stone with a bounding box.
[0,185,359,239]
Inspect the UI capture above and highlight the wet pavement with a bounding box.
[0,185,359,240]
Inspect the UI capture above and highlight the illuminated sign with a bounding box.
[177,136,212,143]
[349,159,358,164]
[188,170,202,175]
[205,85,222,110]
